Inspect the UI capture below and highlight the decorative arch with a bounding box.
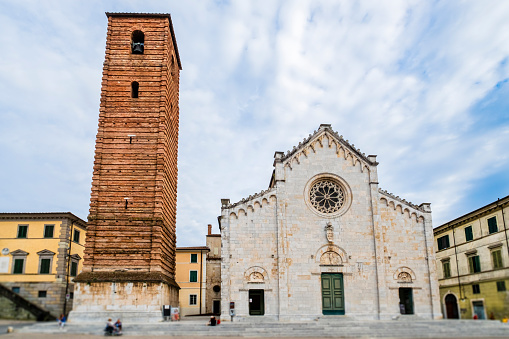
[315,244,348,265]
[245,266,268,283]
[393,266,416,283]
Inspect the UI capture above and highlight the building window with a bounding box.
[213,285,221,293]
[39,258,51,274]
[38,291,47,298]
[13,259,24,274]
[189,270,198,282]
[44,225,54,238]
[437,235,450,251]
[17,225,28,238]
[190,253,198,263]
[472,284,480,294]
[442,261,451,279]
[468,255,481,273]
[492,249,503,269]
[487,216,498,234]
[497,281,506,292]
[131,81,139,98]
[70,261,78,277]
[73,229,80,243]
[464,226,473,242]
[12,287,20,294]
[69,292,74,299]
[189,294,197,305]
[131,30,144,54]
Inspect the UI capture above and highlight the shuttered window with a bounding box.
[190,270,198,282]
[437,235,450,250]
[488,217,498,234]
[442,261,451,278]
[40,259,51,274]
[492,250,503,269]
[468,255,481,273]
[464,226,473,241]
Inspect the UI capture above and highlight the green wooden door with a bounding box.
[321,273,345,315]
[249,289,264,315]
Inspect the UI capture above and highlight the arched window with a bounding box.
[131,81,139,98]
[131,30,144,54]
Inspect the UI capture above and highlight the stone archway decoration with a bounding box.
[397,272,412,283]
[249,272,264,283]
[393,266,416,283]
[320,251,342,266]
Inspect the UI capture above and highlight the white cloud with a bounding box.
[1,1,508,246]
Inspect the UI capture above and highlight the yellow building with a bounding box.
[175,246,209,317]
[434,195,509,320]
[0,213,87,318]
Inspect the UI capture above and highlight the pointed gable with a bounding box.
[278,124,377,173]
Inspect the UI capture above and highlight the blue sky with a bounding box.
[1,1,508,246]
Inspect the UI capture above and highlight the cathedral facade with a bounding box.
[220,124,441,321]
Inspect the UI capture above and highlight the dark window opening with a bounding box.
[190,270,198,282]
[39,258,51,274]
[190,253,198,263]
[472,284,480,294]
[38,291,47,298]
[70,292,74,299]
[13,259,24,274]
[131,81,139,98]
[213,285,221,293]
[70,261,78,277]
[12,287,20,294]
[437,235,450,251]
[73,229,80,243]
[464,226,473,241]
[497,281,506,292]
[488,216,498,234]
[468,255,481,273]
[131,30,144,54]
[17,225,28,238]
[44,225,54,238]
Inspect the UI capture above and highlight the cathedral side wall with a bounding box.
[378,198,440,319]
[221,195,278,321]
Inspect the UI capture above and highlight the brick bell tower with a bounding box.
[71,13,181,321]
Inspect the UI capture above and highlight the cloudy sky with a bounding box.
[1,1,508,247]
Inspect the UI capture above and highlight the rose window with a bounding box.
[309,180,345,214]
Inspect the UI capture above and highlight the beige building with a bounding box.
[0,213,87,318]
[434,195,509,320]
[220,124,441,321]
[205,224,221,315]
[175,247,208,317]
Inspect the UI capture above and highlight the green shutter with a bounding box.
[44,225,54,238]
[70,261,78,276]
[190,271,197,282]
[465,226,473,241]
[17,226,27,238]
[40,259,51,274]
[13,259,24,274]
[443,262,451,278]
[492,250,503,269]
[73,230,80,243]
[191,254,198,263]
[488,217,498,234]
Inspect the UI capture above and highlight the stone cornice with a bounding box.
[434,194,509,234]
[378,189,424,212]
[222,187,276,210]
[0,212,87,229]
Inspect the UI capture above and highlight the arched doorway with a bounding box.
[445,294,459,319]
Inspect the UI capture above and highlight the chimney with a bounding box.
[208,224,212,235]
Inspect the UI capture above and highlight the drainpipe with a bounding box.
[499,199,509,258]
[63,222,74,315]
[199,249,203,315]
[451,226,463,303]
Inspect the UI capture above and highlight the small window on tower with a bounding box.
[131,30,144,54]
[131,82,139,98]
